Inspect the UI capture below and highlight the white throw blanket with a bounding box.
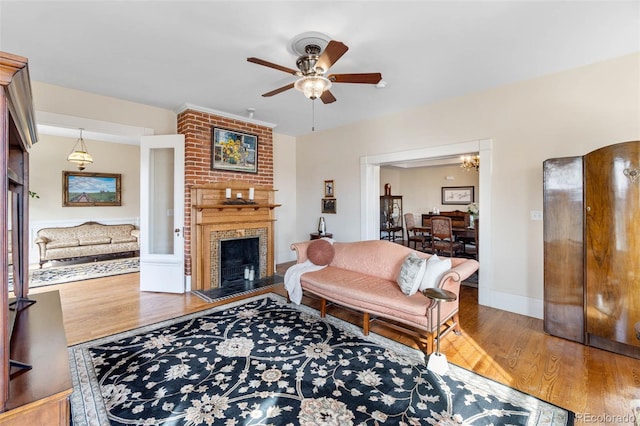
[284,260,326,305]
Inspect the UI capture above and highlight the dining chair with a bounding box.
[430,216,465,257]
[404,213,429,250]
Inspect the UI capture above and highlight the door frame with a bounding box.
[360,139,492,306]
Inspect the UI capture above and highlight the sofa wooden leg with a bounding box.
[320,299,327,317]
[453,313,462,335]
[363,312,370,336]
[427,334,434,355]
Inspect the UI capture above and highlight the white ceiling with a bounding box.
[1,1,638,137]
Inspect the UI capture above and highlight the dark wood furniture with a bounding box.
[543,141,640,359]
[380,195,403,241]
[310,233,333,240]
[429,216,465,257]
[404,213,429,250]
[414,224,475,242]
[422,211,469,230]
[1,292,72,425]
[0,51,72,424]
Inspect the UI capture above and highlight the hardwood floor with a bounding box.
[28,271,640,422]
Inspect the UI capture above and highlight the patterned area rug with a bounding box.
[9,257,139,292]
[69,293,574,426]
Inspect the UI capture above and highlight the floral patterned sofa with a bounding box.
[34,221,139,267]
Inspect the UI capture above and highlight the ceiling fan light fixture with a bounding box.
[294,75,332,100]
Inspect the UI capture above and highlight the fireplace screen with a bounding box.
[219,237,260,284]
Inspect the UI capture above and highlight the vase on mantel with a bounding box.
[469,214,475,228]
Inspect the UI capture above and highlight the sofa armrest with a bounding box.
[131,229,140,240]
[34,236,49,245]
[438,270,461,296]
[437,259,479,303]
[34,237,49,260]
[290,240,315,263]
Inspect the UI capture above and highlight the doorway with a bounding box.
[360,139,492,306]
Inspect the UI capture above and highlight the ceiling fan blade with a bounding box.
[328,73,382,84]
[316,40,349,72]
[247,57,298,75]
[262,83,295,97]
[320,90,337,104]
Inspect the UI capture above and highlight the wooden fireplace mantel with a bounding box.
[190,181,280,291]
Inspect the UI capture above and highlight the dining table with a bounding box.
[413,225,475,240]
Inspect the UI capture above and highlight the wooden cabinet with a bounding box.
[0,51,72,423]
[543,157,584,343]
[543,141,640,359]
[380,195,403,241]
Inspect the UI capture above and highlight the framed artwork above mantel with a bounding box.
[211,127,258,174]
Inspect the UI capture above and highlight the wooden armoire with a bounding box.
[543,140,640,359]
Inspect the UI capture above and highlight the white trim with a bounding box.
[488,290,544,319]
[360,139,494,311]
[176,103,278,129]
[36,111,154,145]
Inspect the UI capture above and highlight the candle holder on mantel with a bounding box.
[223,198,257,205]
[222,187,257,205]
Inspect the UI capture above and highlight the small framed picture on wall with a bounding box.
[322,198,336,214]
[324,180,334,198]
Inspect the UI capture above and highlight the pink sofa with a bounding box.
[290,239,479,355]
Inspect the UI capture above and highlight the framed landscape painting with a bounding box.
[211,127,258,174]
[63,171,121,207]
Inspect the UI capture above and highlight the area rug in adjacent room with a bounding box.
[69,293,574,426]
[9,257,139,292]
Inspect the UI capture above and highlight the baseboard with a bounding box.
[480,288,543,320]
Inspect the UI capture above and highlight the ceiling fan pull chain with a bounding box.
[312,99,315,132]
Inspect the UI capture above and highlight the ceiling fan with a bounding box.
[247,40,382,104]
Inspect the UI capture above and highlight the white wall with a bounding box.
[294,53,640,318]
[33,82,177,135]
[273,133,297,264]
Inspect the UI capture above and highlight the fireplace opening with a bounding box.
[219,237,260,285]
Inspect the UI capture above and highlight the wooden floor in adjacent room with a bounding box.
[28,270,639,422]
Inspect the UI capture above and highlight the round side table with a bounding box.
[423,287,457,374]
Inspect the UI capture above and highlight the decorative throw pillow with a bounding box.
[397,252,427,296]
[419,254,452,291]
[307,239,335,266]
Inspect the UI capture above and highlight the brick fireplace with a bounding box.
[190,181,280,290]
[177,106,277,284]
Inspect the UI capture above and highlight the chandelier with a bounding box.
[294,75,332,100]
[460,154,480,171]
[67,128,93,170]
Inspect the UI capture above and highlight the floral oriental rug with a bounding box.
[69,293,574,425]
